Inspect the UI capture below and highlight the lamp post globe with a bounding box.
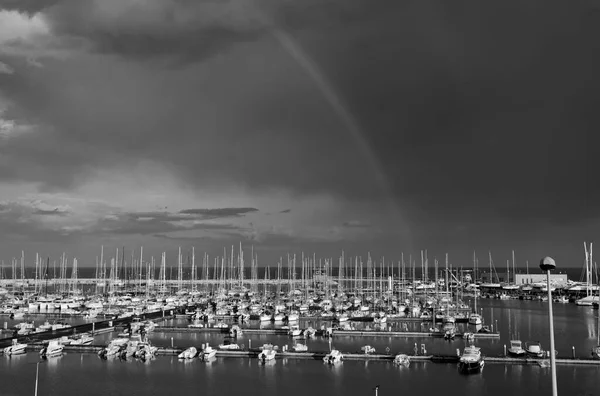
[540,257,556,272]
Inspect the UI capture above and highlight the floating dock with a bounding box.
[153,326,500,339]
[20,344,600,366]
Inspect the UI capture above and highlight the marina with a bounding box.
[0,247,599,396]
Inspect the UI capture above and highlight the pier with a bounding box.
[19,344,600,366]
[153,326,500,339]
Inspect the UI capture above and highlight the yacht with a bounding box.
[178,346,198,359]
[458,345,485,374]
[393,354,410,367]
[40,340,64,358]
[293,343,308,352]
[199,345,217,360]
[258,345,277,362]
[525,341,545,358]
[4,340,28,355]
[468,312,482,325]
[323,349,343,364]
[218,340,240,350]
[507,340,526,357]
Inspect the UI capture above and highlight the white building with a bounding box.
[514,273,568,285]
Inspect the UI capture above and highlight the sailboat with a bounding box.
[468,253,483,326]
[468,297,482,325]
[576,243,599,306]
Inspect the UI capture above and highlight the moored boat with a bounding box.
[4,339,28,356]
[323,349,343,364]
[178,346,198,359]
[258,345,277,362]
[393,353,410,367]
[507,340,526,357]
[458,345,484,374]
[40,340,64,358]
[199,344,217,360]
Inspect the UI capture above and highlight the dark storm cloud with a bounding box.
[0,0,361,64]
[279,209,291,214]
[274,0,600,227]
[0,0,60,14]
[3,0,600,239]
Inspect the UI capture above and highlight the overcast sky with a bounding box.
[0,0,599,270]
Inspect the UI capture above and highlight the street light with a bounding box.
[33,360,45,396]
[540,256,558,396]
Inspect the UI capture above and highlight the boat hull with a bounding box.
[458,360,484,374]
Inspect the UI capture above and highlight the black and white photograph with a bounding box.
[0,1,598,395]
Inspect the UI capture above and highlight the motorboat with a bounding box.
[462,332,475,342]
[199,345,217,361]
[4,339,27,355]
[468,313,482,325]
[218,340,240,350]
[508,340,526,357]
[258,345,277,362]
[70,333,94,346]
[293,343,308,352]
[525,341,545,358]
[361,345,376,354]
[393,353,410,367]
[40,340,64,358]
[444,328,456,340]
[288,325,302,338]
[458,345,484,374]
[323,349,343,364]
[178,346,198,359]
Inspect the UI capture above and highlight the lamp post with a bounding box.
[540,256,558,396]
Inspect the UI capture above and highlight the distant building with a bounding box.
[514,273,568,285]
[479,272,568,285]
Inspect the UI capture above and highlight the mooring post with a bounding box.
[504,344,507,356]
[171,337,173,348]
[92,322,95,335]
[249,339,251,350]
[572,346,576,359]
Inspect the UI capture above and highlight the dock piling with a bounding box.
[171,337,174,348]
[504,344,507,356]
[572,346,576,359]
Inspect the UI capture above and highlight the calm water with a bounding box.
[1,298,599,395]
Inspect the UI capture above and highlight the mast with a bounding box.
[512,250,516,284]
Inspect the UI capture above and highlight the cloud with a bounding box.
[1,0,599,267]
[279,209,291,213]
[342,220,371,228]
[178,207,258,217]
[33,208,68,216]
[0,61,14,74]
